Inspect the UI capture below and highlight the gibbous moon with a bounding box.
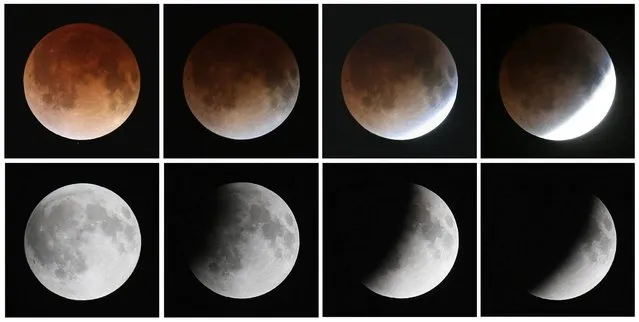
[529,196,616,301]
[23,23,140,140]
[500,24,615,141]
[183,23,300,140]
[363,184,459,299]
[24,183,141,300]
[190,182,300,299]
[341,23,458,140]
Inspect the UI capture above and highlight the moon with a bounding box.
[24,183,141,300]
[189,182,300,299]
[341,23,458,140]
[23,23,140,140]
[529,196,616,300]
[363,184,459,299]
[499,24,616,141]
[183,23,300,140]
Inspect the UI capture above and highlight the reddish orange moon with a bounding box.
[183,23,300,140]
[23,23,140,140]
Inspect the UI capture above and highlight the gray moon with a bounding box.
[499,24,616,141]
[183,23,300,140]
[529,196,616,301]
[363,184,459,299]
[24,183,141,300]
[190,182,300,299]
[341,23,458,140]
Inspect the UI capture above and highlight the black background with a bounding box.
[481,163,634,316]
[323,163,476,316]
[163,5,318,158]
[323,4,477,158]
[164,163,318,317]
[5,163,159,317]
[4,4,159,158]
[481,4,635,158]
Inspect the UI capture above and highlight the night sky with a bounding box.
[4,4,159,158]
[164,163,318,317]
[5,163,159,317]
[163,4,318,158]
[482,163,634,316]
[324,163,476,316]
[481,4,634,158]
[323,4,477,158]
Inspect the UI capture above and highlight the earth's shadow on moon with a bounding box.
[509,186,596,294]
[342,181,413,289]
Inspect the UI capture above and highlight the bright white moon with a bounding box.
[24,183,141,300]
[529,196,616,300]
[363,184,459,299]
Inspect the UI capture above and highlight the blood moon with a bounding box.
[23,23,140,141]
[183,23,300,140]
[341,23,458,140]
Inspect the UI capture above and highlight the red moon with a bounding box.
[183,23,300,140]
[23,23,140,140]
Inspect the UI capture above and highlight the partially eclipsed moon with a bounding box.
[341,23,458,140]
[190,182,300,299]
[500,24,615,141]
[183,24,300,140]
[23,23,140,140]
[529,196,616,301]
[24,183,141,300]
[363,184,459,299]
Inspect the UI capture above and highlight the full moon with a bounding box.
[183,23,300,140]
[24,183,141,300]
[341,23,458,140]
[190,182,300,299]
[529,196,616,301]
[499,24,615,141]
[23,23,140,140]
[363,184,459,299]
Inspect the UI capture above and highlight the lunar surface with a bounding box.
[500,24,615,141]
[341,23,458,140]
[23,23,140,140]
[363,184,459,299]
[529,196,616,301]
[183,23,300,140]
[24,183,141,300]
[190,182,300,299]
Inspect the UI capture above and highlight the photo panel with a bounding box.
[163,4,319,158]
[4,4,160,158]
[481,163,634,316]
[481,4,634,158]
[5,163,159,317]
[164,163,318,317]
[323,163,476,316]
[323,4,477,158]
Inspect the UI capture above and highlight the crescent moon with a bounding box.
[529,195,616,300]
[362,184,459,299]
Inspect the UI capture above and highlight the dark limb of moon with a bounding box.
[499,24,615,141]
[341,23,458,140]
[189,182,300,299]
[183,24,300,140]
[24,183,141,300]
[23,23,140,140]
[362,184,459,299]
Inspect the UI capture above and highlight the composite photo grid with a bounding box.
[0,0,637,320]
